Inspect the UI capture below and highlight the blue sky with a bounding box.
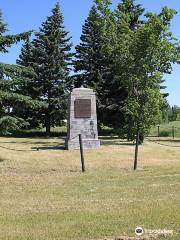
[0,0,180,106]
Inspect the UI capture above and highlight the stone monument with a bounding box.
[65,87,100,150]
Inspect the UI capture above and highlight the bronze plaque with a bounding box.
[74,99,91,118]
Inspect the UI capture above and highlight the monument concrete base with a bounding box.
[65,87,101,150]
[65,138,100,150]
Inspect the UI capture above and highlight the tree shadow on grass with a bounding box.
[148,139,180,143]
[101,141,134,146]
[0,141,63,145]
[99,136,121,140]
[0,138,66,152]
[100,137,134,146]
[32,145,66,151]
[3,131,66,138]
[0,145,37,152]
[146,138,180,148]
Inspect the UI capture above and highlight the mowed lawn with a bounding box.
[0,136,179,240]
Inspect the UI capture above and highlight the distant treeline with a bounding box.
[165,105,180,122]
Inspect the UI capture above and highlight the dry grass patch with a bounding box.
[0,136,179,240]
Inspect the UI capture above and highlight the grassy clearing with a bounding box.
[150,121,180,138]
[0,136,179,240]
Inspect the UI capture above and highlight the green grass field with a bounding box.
[0,135,179,240]
[150,121,180,138]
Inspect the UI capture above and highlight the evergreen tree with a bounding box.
[16,38,42,128]
[0,9,42,134]
[73,5,111,127]
[17,37,33,67]
[74,5,105,88]
[116,0,144,30]
[17,3,72,135]
[16,37,39,98]
[76,0,144,129]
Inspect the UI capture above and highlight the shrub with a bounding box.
[159,130,170,137]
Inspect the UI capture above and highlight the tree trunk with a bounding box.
[45,101,51,137]
[134,129,139,170]
[46,124,51,137]
[139,133,144,144]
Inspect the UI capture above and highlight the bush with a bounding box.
[159,130,170,137]
[0,116,29,135]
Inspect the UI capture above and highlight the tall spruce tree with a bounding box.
[17,37,33,67]
[0,9,42,134]
[74,5,113,127]
[74,5,105,88]
[17,3,72,135]
[116,0,144,30]
[17,37,39,99]
[16,38,42,128]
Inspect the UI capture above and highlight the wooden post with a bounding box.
[157,125,160,137]
[79,134,85,172]
[172,126,175,139]
[134,130,139,170]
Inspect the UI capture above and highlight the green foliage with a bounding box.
[74,0,146,129]
[17,37,33,67]
[0,10,31,53]
[1,2,180,139]
[168,105,180,121]
[74,5,105,88]
[124,9,179,140]
[97,1,179,141]
[17,3,72,135]
[159,130,170,137]
[177,113,180,121]
[116,0,144,30]
[73,5,112,126]
[0,32,32,53]
[96,0,145,129]
[0,116,29,135]
[0,9,44,134]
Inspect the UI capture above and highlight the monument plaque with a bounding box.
[65,87,100,150]
[74,99,91,118]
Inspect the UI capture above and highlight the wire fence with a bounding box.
[149,125,180,139]
[147,124,180,147]
[146,138,180,148]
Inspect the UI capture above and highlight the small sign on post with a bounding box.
[79,134,85,172]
